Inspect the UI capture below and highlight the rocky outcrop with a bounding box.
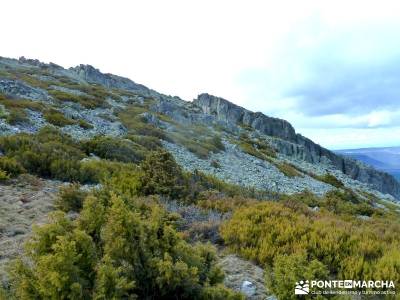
[69,64,151,96]
[0,79,50,101]
[193,93,400,199]
[194,93,297,141]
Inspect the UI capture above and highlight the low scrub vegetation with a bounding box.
[43,109,76,127]
[0,170,9,181]
[0,156,25,177]
[6,161,243,299]
[2,105,398,299]
[0,127,86,182]
[166,122,225,159]
[275,162,302,177]
[119,105,167,139]
[220,195,400,299]
[83,136,147,163]
[48,89,109,109]
[315,173,345,188]
[0,94,44,125]
[235,134,276,162]
[55,183,89,212]
[0,128,148,184]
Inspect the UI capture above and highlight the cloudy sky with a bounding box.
[2,0,400,150]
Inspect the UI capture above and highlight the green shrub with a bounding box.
[0,104,8,119]
[275,162,302,177]
[55,183,88,212]
[0,97,45,125]
[8,179,242,299]
[119,106,167,139]
[0,98,44,111]
[48,89,108,109]
[77,119,93,129]
[0,156,25,177]
[83,136,146,163]
[220,200,400,298]
[235,134,276,162]
[139,150,187,199]
[6,109,29,125]
[128,134,162,150]
[160,122,225,159]
[207,135,225,152]
[266,253,329,300]
[79,159,138,184]
[44,109,75,127]
[238,141,266,160]
[316,173,344,188]
[0,127,85,181]
[0,170,9,181]
[284,190,379,216]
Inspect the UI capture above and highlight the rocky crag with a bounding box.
[0,56,399,201]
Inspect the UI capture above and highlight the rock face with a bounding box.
[194,93,400,199]
[69,64,151,96]
[195,93,297,141]
[0,79,50,101]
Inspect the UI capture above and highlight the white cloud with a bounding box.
[2,0,400,149]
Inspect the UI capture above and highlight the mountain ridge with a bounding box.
[1,55,399,201]
[192,93,400,199]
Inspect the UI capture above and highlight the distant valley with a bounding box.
[336,146,400,181]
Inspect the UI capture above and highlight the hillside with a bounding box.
[0,56,399,201]
[1,56,400,299]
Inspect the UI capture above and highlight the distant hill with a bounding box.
[336,147,400,181]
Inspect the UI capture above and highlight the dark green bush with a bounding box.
[0,97,44,112]
[119,106,167,139]
[77,119,93,129]
[44,109,75,127]
[315,173,344,188]
[6,109,29,125]
[48,89,109,109]
[127,134,162,150]
[236,134,276,161]
[275,162,302,177]
[7,176,242,299]
[206,135,225,152]
[55,183,88,212]
[0,127,85,181]
[83,136,146,163]
[139,150,187,199]
[79,159,138,184]
[0,156,25,177]
[0,170,9,181]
